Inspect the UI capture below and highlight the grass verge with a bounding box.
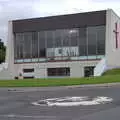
[0,75,120,87]
[103,69,120,76]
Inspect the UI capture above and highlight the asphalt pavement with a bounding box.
[0,85,120,120]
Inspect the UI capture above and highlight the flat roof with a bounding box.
[13,10,106,33]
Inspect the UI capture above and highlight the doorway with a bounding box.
[84,66,95,77]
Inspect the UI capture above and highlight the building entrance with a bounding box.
[84,66,95,77]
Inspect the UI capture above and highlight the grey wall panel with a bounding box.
[13,10,106,33]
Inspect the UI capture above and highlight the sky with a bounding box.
[0,0,120,45]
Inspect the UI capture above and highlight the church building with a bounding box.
[0,9,120,79]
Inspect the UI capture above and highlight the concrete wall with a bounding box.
[14,60,99,78]
[0,69,13,80]
[6,21,15,79]
[106,9,120,67]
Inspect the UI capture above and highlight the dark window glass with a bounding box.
[32,32,38,58]
[62,29,70,47]
[70,29,78,46]
[47,68,70,76]
[84,66,95,77]
[23,32,32,58]
[15,33,24,59]
[54,30,62,47]
[96,26,105,55]
[23,76,34,79]
[23,68,34,72]
[46,31,54,58]
[14,26,105,61]
[79,28,87,56]
[54,30,62,58]
[14,34,17,59]
[62,30,70,57]
[58,49,62,54]
[87,27,97,55]
[46,31,54,48]
[38,31,46,57]
[87,26,105,56]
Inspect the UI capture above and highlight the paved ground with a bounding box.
[0,85,120,120]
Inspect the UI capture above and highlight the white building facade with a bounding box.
[1,9,120,79]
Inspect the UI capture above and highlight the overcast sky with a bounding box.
[0,0,120,45]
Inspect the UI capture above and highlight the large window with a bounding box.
[87,26,105,56]
[38,31,46,57]
[61,29,70,58]
[70,29,79,46]
[62,29,70,47]
[79,28,87,56]
[32,32,38,58]
[15,33,24,59]
[87,27,97,55]
[54,30,63,58]
[46,31,54,58]
[47,68,70,76]
[96,26,105,55]
[23,32,32,58]
[54,30,62,47]
[46,31,54,48]
[14,25,105,63]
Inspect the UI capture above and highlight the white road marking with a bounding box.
[0,114,57,119]
[32,96,113,107]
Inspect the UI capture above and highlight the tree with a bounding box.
[0,39,6,64]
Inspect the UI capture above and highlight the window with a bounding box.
[23,68,34,73]
[96,26,105,55]
[84,66,95,77]
[23,32,32,58]
[70,29,79,46]
[47,68,70,76]
[23,76,34,79]
[32,32,38,58]
[62,29,70,47]
[46,31,54,48]
[79,28,87,56]
[87,26,105,56]
[38,31,46,57]
[15,33,24,59]
[58,49,62,54]
[14,25,105,62]
[87,27,97,55]
[46,31,54,58]
[54,30,62,47]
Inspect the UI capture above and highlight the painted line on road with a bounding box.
[0,114,57,119]
[32,96,113,107]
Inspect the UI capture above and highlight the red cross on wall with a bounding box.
[113,22,120,48]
